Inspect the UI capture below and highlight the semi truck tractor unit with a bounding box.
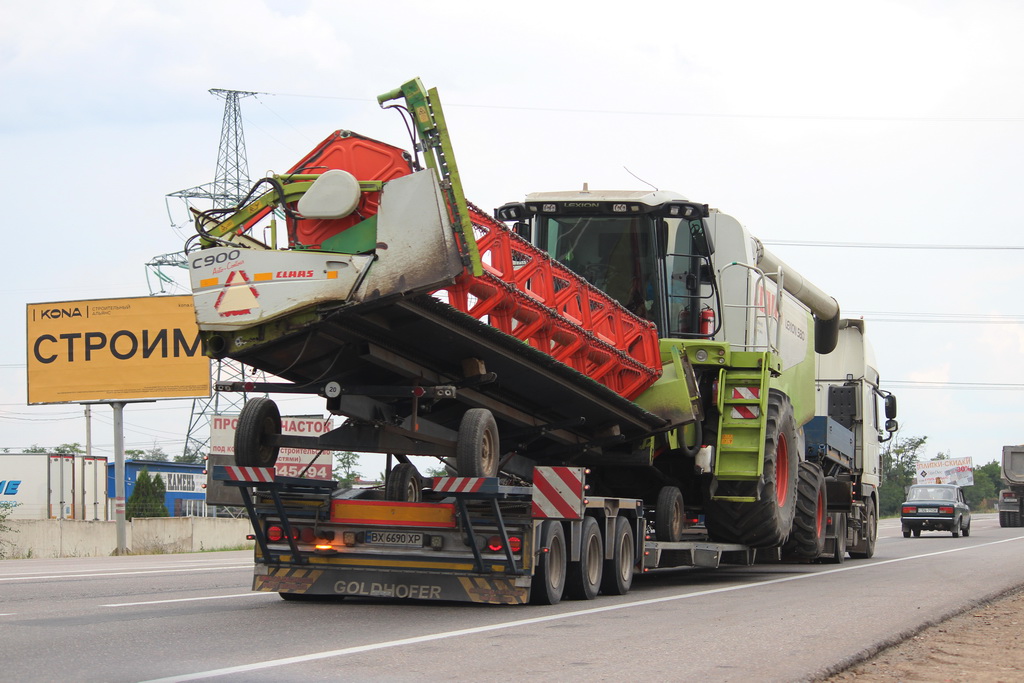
[999,445,1024,527]
[188,78,897,604]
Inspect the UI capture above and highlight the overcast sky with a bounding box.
[3,0,1022,475]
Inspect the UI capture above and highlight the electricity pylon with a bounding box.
[162,89,264,461]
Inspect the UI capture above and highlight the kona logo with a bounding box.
[39,308,83,320]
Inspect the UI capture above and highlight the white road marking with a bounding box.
[0,566,251,582]
[103,593,275,607]
[142,535,1024,683]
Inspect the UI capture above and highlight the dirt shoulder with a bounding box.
[824,585,1024,682]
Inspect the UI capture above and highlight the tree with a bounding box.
[22,443,83,454]
[333,451,362,488]
[125,469,169,520]
[878,435,928,516]
[0,502,20,559]
[174,450,203,464]
[964,461,1002,510]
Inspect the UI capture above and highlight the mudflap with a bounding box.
[255,565,529,605]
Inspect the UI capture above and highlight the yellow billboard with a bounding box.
[27,295,211,405]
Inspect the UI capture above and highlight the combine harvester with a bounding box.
[189,78,898,604]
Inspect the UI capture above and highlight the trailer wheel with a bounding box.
[704,390,799,547]
[456,409,499,477]
[848,498,878,559]
[654,486,685,542]
[386,463,422,502]
[235,397,281,468]
[530,521,567,605]
[600,516,635,596]
[566,516,603,600]
[784,462,826,559]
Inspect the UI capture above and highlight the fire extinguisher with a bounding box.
[700,308,715,336]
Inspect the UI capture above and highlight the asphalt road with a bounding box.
[2,513,1023,683]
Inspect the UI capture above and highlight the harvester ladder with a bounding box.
[712,365,769,501]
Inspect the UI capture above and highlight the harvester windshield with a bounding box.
[534,213,713,339]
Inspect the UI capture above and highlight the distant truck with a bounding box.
[0,453,108,520]
[998,445,1024,527]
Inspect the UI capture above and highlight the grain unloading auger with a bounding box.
[187,78,681,487]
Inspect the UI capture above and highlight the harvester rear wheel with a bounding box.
[654,486,685,542]
[235,397,281,468]
[704,390,799,547]
[386,463,422,502]
[566,516,603,600]
[784,462,827,559]
[600,516,635,596]
[456,409,499,477]
[530,521,567,605]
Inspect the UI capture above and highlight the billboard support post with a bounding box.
[86,400,155,555]
[113,401,126,555]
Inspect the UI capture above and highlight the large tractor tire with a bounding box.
[704,390,800,547]
[234,397,281,468]
[784,462,827,559]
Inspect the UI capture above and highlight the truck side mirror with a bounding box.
[885,418,899,434]
[885,394,897,420]
[513,221,532,241]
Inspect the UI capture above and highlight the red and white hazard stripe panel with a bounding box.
[222,466,276,482]
[731,387,760,400]
[531,467,585,520]
[432,477,495,494]
[730,386,761,419]
[730,406,761,419]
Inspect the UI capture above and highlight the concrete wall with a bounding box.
[2,518,254,558]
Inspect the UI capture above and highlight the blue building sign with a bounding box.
[106,460,206,517]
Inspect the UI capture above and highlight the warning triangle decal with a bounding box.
[214,270,260,317]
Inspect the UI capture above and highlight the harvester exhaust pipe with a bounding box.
[753,238,840,354]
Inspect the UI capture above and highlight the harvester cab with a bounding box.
[495,190,717,341]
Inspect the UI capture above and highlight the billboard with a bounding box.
[210,413,335,480]
[26,295,210,404]
[916,457,974,486]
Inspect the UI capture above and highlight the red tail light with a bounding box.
[266,525,299,542]
[486,535,523,553]
[902,506,915,514]
[939,506,954,514]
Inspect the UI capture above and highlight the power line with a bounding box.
[764,240,1024,250]
[259,91,1024,124]
[849,311,1024,324]
[886,380,1024,390]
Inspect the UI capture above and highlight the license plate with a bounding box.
[917,507,938,514]
[364,530,424,547]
